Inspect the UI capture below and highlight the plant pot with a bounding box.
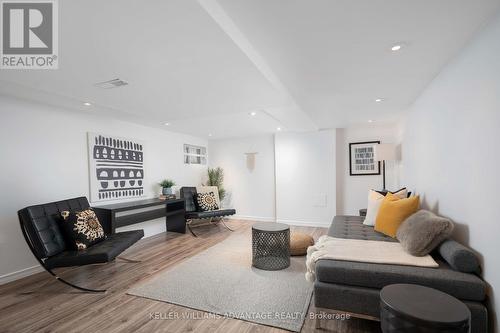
[162,187,173,195]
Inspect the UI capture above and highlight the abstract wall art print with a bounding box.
[88,133,145,202]
[349,141,381,176]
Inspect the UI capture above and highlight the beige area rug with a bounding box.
[128,233,314,332]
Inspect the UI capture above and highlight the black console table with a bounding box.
[93,198,186,234]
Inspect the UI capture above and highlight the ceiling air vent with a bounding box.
[94,78,129,89]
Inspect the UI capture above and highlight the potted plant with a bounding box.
[206,167,226,202]
[159,179,175,195]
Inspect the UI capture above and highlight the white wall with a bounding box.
[0,96,207,283]
[209,130,336,227]
[335,124,400,215]
[275,130,336,227]
[401,12,500,332]
[208,135,276,221]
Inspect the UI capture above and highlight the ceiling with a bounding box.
[216,0,500,128]
[1,0,499,138]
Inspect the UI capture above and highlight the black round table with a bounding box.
[380,284,471,333]
[252,222,290,270]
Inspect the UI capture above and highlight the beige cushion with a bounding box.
[196,186,221,207]
[364,188,407,226]
[290,232,315,256]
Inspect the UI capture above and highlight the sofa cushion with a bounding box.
[45,230,144,269]
[374,188,412,197]
[437,239,481,274]
[396,210,454,256]
[315,258,486,302]
[375,193,420,238]
[314,281,385,318]
[364,188,407,226]
[328,215,396,242]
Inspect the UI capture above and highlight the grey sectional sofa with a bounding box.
[314,215,488,333]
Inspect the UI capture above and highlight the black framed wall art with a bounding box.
[88,133,145,202]
[349,141,380,176]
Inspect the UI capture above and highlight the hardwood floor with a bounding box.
[0,220,381,333]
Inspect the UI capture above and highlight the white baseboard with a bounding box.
[228,215,276,223]
[276,219,331,228]
[0,265,44,285]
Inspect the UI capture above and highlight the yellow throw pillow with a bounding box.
[363,188,408,226]
[375,193,420,238]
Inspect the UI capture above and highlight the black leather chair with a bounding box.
[18,196,144,293]
[180,187,236,237]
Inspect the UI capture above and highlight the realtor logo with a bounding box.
[1,0,58,69]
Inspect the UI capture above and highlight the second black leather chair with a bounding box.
[180,187,236,236]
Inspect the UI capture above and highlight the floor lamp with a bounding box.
[375,143,397,191]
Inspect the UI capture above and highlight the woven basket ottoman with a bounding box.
[290,232,314,256]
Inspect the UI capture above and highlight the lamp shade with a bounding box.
[375,143,397,161]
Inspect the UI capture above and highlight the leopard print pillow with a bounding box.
[195,192,219,211]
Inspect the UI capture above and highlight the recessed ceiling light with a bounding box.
[208,133,213,137]
[276,127,282,131]
[391,44,402,51]
[375,98,383,102]
[164,122,170,126]
[368,120,374,123]
[83,102,91,106]
[249,111,257,116]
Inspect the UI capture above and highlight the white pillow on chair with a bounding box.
[196,186,221,208]
[363,188,407,226]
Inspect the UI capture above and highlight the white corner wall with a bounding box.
[0,96,207,284]
[275,130,336,227]
[208,135,276,221]
[401,12,500,332]
[336,124,401,215]
[209,130,336,227]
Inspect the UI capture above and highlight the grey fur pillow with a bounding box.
[396,210,454,256]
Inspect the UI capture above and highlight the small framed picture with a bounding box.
[349,141,380,176]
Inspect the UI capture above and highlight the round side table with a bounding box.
[252,222,290,270]
[380,284,471,333]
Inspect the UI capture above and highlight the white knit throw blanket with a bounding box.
[305,236,438,282]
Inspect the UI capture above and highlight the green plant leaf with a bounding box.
[207,167,225,200]
[159,179,175,188]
